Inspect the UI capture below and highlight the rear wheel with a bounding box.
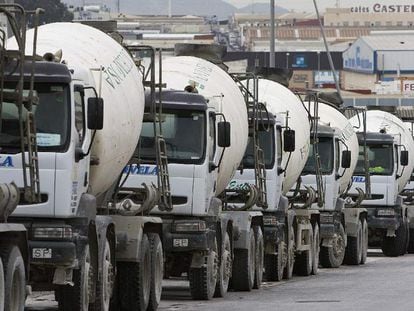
[1,246,25,311]
[214,232,231,298]
[381,220,406,257]
[312,223,320,275]
[264,240,285,282]
[147,233,163,310]
[360,218,368,265]
[189,239,218,300]
[57,244,92,311]
[253,226,264,289]
[294,225,313,276]
[232,228,255,291]
[320,223,346,268]
[344,219,363,265]
[117,234,151,310]
[283,224,295,279]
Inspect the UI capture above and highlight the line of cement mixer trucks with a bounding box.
[2,4,414,311]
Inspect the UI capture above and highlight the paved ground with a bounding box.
[26,249,414,311]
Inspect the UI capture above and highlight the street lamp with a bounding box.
[286,52,290,69]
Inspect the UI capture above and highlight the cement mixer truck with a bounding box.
[2,19,167,311]
[349,110,414,257]
[122,44,273,299]
[294,98,368,268]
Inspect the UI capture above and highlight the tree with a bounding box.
[15,0,73,26]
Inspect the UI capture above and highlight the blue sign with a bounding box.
[0,156,13,167]
[292,55,307,68]
[344,45,374,73]
[352,176,365,183]
[124,165,158,175]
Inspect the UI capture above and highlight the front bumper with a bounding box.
[366,207,402,231]
[29,241,77,267]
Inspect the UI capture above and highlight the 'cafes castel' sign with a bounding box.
[351,4,414,13]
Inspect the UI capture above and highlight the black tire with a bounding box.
[253,226,264,289]
[0,246,25,311]
[231,228,255,291]
[294,225,313,276]
[312,223,320,275]
[283,224,295,279]
[320,223,346,268]
[344,219,363,265]
[399,219,409,256]
[214,232,231,298]
[117,234,151,310]
[408,228,414,254]
[264,240,285,282]
[381,220,406,257]
[147,233,163,311]
[189,239,218,300]
[91,239,114,311]
[360,218,368,265]
[57,244,92,311]
[0,257,4,311]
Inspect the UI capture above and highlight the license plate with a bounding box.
[32,248,52,259]
[173,239,189,247]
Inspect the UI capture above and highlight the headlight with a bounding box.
[174,220,207,232]
[263,216,278,226]
[32,227,73,240]
[377,209,395,217]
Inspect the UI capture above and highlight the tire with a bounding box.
[312,223,320,275]
[91,239,114,311]
[344,219,363,265]
[147,233,163,310]
[0,257,4,311]
[264,240,285,282]
[360,218,368,265]
[231,228,255,291]
[294,225,313,276]
[57,244,92,311]
[214,232,231,298]
[283,224,295,279]
[117,234,151,310]
[408,229,414,254]
[0,246,26,311]
[399,219,409,256]
[381,220,406,257]
[320,223,346,268]
[189,239,218,300]
[253,226,264,289]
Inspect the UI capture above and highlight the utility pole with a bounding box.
[117,0,120,13]
[168,0,172,18]
[270,0,275,67]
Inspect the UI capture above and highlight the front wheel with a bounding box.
[360,218,368,265]
[283,224,295,279]
[264,240,285,282]
[189,239,218,300]
[320,223,346,268]
[214,232,231,298]
[253,226,264,289]
[312,223,320,275]
[57,244,92,311]
[344,219,363,265]
[1,246,25,311]
[148,233,163,310]
[231,228,255,291]
[381,220,407,257]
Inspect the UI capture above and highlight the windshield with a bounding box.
[354,144,393,176]
[138,110,205,164]
[302,137,334,175]
[242,128,275,169]
[0,83,70,153]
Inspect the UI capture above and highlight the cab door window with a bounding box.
[74,86,85,144]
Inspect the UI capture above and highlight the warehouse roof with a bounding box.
[360,31,414,51]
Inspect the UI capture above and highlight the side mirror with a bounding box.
[401,150,409,166]
[218,121,231,148]
[283,129,295,152]
[87,97,104,130]
[341,150,351,169]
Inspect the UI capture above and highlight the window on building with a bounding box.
[365,21,371,27]
[353,21,360,27]
[343,21,349,27]
[386,21,392,27]
[375,21,381,27]
[397,21,403,27]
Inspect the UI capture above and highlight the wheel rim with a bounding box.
[102,241,113,310]
[222,237,231,290]
[289,229,295,274]
[313,226,320,274]
[208,240,219,297]
[332,228,345,259]
[143,246,151,305]
[362,220,368,262]
[256,233,263,285]
[277,241,285,280]
[307,227,313,272]
[357,222,363,263]
[154,244,163,302]
[249,231,256,286]
[83,245,91,310]
[10,267,22,311]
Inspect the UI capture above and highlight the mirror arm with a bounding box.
[75,130,97,162]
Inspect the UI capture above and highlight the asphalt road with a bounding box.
[26,249,414,311]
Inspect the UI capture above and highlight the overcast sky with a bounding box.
[225,0,414,11]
